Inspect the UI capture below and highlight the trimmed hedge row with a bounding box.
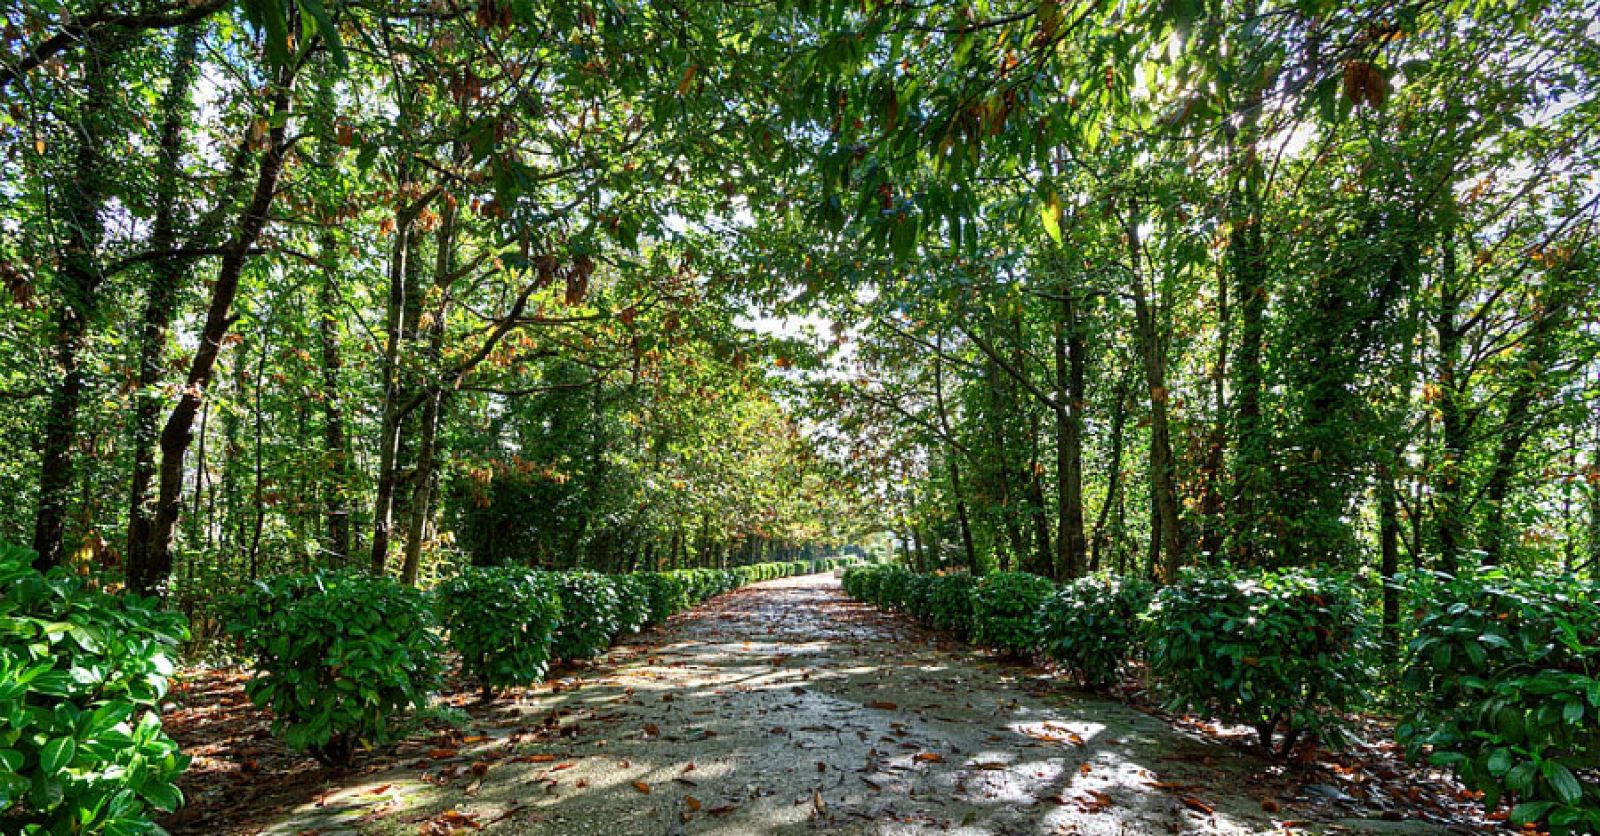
[1,544,855,830]
[226,556,858,769]
[844,563,1600,832]
[843,563,1375,756]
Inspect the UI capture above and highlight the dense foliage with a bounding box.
[925,573,981,638]
[969,572,1056,656]
[611,574,653,636]
[1145,569,1375,757]
[0,542,189,833]
[1038,576,1155,690]
[547,572,624,663]
[1398,570,1600,833]
[435,567,563,695]
[225,571,443,766]
[2,0,1597,826]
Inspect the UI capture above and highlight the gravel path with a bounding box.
[264,573,1448,835]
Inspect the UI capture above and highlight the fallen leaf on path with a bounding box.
[914,753,944,763]
[867,700,898,710]
[632,780,652,794]
[1182,796,1215,815]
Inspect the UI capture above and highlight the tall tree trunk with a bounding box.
[1125,206,1184,580]
[1434,233,1465,576]
[1478,299,1565,565]
[145,57,299,592]
[33,36,116,571]
[398,202,459,584]
[932,336,978,571]
[127,26,200,589]
[369,188,430,574]
[1090,366,1132,572]
[317,230,352,564]
[1378,461,1401,657]
[1227,159,1269,566]
[1054,277,1087,578]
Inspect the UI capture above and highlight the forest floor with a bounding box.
[160,574,1495,835]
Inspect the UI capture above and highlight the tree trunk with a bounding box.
[33,36,116,571]
[369,190,429,574]
[1125,206,1184,580]
[1228,170,1269,566]
[1054,278,1087,578]
[1378,461,1401,657]
[931,337,978,571]
[127,27,200,590]
[145,58,299,592]
[1434,235,1465,576]
[1090,366,1132,572]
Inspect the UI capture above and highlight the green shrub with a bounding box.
[926,573,979,637]
[1145,567,1374,757]
[549,572,621,661]
[612,574,652,634]
[971,572,1055,656]
[1039,576,1154,690]
[873,565,914,611]
[901,573,936,624]
[0,541,190,833]
[1397,569,1600,834]
[435,567,562,696]
[638,572,692,624]
[841,565,872,600]
[227,569,443,766]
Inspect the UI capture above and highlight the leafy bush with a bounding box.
[1397,569,1600,834]
[873,565,915,611]
[638,572,692,624]
[901,573,936,624]
[0,541,190,833]
[612,574,652,635]
[1038,576,1154,690]
[841,565,873,600]
[926,572,979,638]
[227,569,443,766]
[970,572,1055,656]
[1145,567,1374,757]
[548,572,622,661]
[435,567,562,696]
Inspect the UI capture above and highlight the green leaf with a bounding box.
[39,737,74,775]
[1542,761,1582,804]
[299,0,348,69]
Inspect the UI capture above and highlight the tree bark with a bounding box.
[1125,206,1184,580]
[127,27,200,591]
[1054,277,1087,578]
[1378,461,1401,657]
[1434,233,1465,576]
[32,35,116,572]
[144,57,299,592]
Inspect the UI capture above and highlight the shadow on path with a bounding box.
[262,574,1452,835]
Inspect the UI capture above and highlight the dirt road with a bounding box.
[262,573,1449,835]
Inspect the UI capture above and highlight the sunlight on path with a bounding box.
[265,575,1444,835]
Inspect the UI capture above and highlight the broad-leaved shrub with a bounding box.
[0,541,190,833]
[226,569,442,766]
[1398,569,1600,834]
[1038,576,1153,689]
[1145,567,1373,757]
[435,567,561,696]
[548,572,621,661]
[970,572,1055,656]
